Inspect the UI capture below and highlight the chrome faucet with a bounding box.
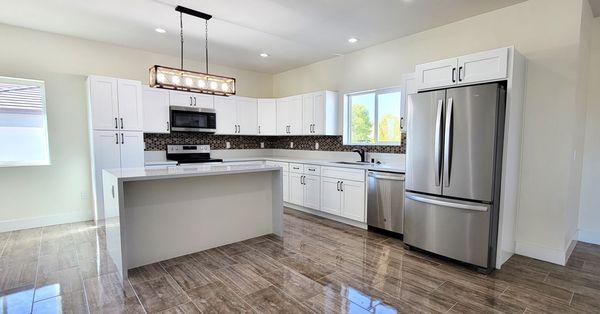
[352,148,366,162]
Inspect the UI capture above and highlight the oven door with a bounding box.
[170,106,216,132]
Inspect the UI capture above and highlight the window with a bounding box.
[345,88,402,145]
[0,76,50,167]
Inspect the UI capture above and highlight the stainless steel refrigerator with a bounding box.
[404,82,506,272]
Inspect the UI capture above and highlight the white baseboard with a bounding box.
[284,203,368,230]
[515,234,578,266]
[0,211,92,233]
[578,228,600,245]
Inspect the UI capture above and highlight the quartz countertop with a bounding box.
[221,157,405,173]
[105,163,282,182]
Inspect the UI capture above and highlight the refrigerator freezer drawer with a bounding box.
[404,192,491,268]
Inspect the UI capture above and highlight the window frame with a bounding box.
[344,86,402,146]
[0,76,50,167]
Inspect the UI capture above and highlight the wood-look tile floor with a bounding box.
[1,208,599,313]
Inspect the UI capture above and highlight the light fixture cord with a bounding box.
[180,11,184,69]
[205,20,209,73]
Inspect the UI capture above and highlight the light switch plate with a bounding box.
[290,142,294,148]
[226,142,231,149]
[315,142,319,150]
[260,142,265,148]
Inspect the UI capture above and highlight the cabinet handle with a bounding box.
[114,118,118,129]
[336,181,340,191]
[190,96,193,106]
[400,117,404,129]
[258,125,261,134]
[167,121,170,131]
[115,133,119,144]
[120,133,124,144]
[194,97,197,106]
[238,124,241,133]
[340,181,344,192]
[452,68,456,83]
[120,118,124,129]
[458,66,463,81]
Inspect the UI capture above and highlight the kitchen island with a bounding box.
[102,163,283,282]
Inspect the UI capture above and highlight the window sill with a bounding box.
[0,161,51,168]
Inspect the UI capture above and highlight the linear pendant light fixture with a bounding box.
[149,6,236,96]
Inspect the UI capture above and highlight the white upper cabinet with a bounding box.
[117,79,143,131]
[415,57,458,90]
[277,96,303,135]
[457,47,508,84]
[214,96,258,135]
[258,99,277,135]
[88,76,142,132]
[214,96,237,134]
[142,87,170,134]
[236,97,258,135]
[170,90,214,109]
[301,91,338,135]
[89,76,119,131]
[415,47,510,91]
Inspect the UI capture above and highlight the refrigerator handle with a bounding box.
[434,99,444,187]
[406,193,488,212]
[444,97,453,187]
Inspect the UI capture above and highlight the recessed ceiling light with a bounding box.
[348,37,358,43]
[260,53,269,58]
[155,28,167,34]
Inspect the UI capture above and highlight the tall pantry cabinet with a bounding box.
[87,75,144,223]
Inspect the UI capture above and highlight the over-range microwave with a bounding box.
[169,106,216,132]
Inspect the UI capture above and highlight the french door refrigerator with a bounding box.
[404,82,506,272]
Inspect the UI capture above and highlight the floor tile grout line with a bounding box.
[28,227,44,313]
[568,290,574,305]
[445,301,458,313]
[209,269,263,313]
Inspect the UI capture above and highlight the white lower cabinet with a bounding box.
[282,172,290,202]
[303,175,320,210]
[340,180,366,222]
[289,173,304,206]
[321,177,342,215]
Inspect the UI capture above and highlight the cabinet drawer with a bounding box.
[303,164,321,175]
[265,161,289,172]
[290,163,304,173]
[322,167,365,182]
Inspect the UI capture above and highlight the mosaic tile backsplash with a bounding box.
[144,133,406,154]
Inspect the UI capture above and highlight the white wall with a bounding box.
[0,23,273,231]
[579,17,600,245]
[272,0,592,262]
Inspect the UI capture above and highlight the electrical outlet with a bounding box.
[226,142,231,149]
[290,142,294,148]
[260,142,265,149]
[315,142,319,150]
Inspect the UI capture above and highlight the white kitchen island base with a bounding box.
[102,164,283,282]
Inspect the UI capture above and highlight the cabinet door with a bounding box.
[302,94,315,135]
[458,47,508,84]
[341,180,366,222]
[312,92,326,135]
[117,79,143,131]
[119,132,145,168]
[258,99,277,135]
[321,177,341,215]
[401,73,417,133]
[92,130,121,220]
[214,96,237,134]
[303,174,320,210]
[89,76,119,130]
[415,57,458,90]
[276,98,289,135]
[194,94,214,109]
[169,90,195,107]
[236,97,258,135]
[289,173,304,206]
[288,96,303,135]
[282,172,290,202]
[142,87,170,133]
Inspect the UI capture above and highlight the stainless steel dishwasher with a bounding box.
[367,171,405,234]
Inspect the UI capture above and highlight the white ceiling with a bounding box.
[0,0,526,74]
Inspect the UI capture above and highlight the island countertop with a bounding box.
[104,163,282,182]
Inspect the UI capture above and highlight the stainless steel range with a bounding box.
[166,145,223,164]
